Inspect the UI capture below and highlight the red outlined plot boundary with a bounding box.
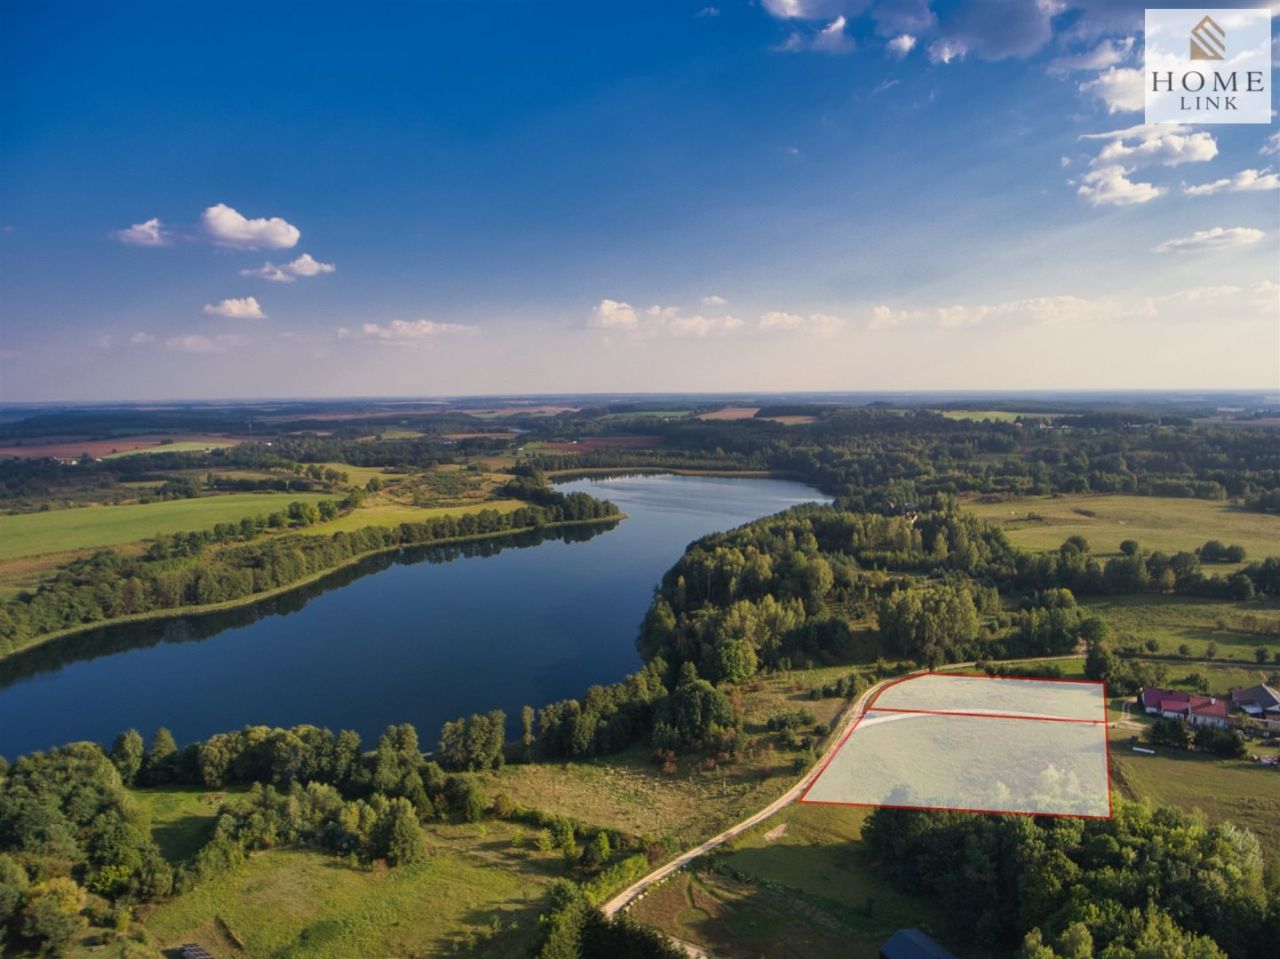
[799,672,1113,820]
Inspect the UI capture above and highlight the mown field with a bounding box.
[1109,736,1280,855]
[965,494,1280,565]
[0,492,331,560]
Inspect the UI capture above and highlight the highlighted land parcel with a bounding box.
[802,673,1111,819]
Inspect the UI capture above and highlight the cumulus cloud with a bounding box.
[759,311,844,336]
[165,333,248,354]
[587,299,742,338]
[343,319,478,340]
[702,295,729,307]
[886,33,917,56]
[1184,168,1280,196]
[1048,36,1133,73]
[1076,166,1162,206]
[203,296,266,319]
[1082,124,1217,167]
[1078,67,1144,113]
[241,252,336,282]
[588,298,639,331]
[113,218,170,247]
[201,203,300,250]
[129,331,155,345]
[1153,227,1266,254]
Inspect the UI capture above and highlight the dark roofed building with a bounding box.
[880,928,959,959]
[180,945,216,959]
[1232,684,1280,718]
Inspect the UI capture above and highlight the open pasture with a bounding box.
[965,494,1280,564]
[0,492,330,560]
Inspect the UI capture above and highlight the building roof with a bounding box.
[1232,684,1280,711]
[180,946,215,959]
[880,928,959,959]
[1142,687,1188,710]
[1190,698,1228,719]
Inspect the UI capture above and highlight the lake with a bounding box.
[0,474,829,759]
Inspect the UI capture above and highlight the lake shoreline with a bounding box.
[0,513,626,662]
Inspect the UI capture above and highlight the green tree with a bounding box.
[109,729,144,786]
[377,797,425,867]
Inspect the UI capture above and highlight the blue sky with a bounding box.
[1,0,1276,400]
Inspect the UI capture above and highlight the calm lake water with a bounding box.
[0,474,828,759]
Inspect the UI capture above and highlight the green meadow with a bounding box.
[0,493,331,560]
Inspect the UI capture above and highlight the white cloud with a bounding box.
[1184,168,1280,196]
[781,15,855,53]
[203,296,266,319]
[129,331,155,345]
[759,311,844,337]
[1078,67,1143,113]
[589,299,639,330]
[165,333,248,354]
[696,6,720,16]
[813,16,855,52]
[762,0,808,17]
[886,33,917,56]
[348,319,478,340]
[242,252,335,282]
[1083,124,1217,167]
[1153,227,1266,254]
[702,295,728,307]
[201,203,300,250]
[869,296,1107,330]
[1076,165,1162,206]
[1262,132,1280,156]
[113,217,170,247]
[588,299,742,338]
[928,38,967,63]
[1048,36,1133,73]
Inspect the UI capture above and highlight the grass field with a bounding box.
[130,822,553,959]
[0,492,331,560]
[630,803,951,958]
[939,409,1038,422]
[101,441,236,459]
[477,667,858,848]
[314,461,400,487]
[135,787,245,862]
[965,493,1280,564]
[1109,740,1280,854]
[1085,594,1280,661]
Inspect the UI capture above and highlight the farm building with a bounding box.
[1139,688,1230,728]
[1232,684,1280,720]
[880,928,958,959]
[180,946,216,959]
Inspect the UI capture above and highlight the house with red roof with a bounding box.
[1139,687,1230,728]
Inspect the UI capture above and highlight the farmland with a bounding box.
[965,493,1280,563]
[0,492,331,560]
[295,499,525,535]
